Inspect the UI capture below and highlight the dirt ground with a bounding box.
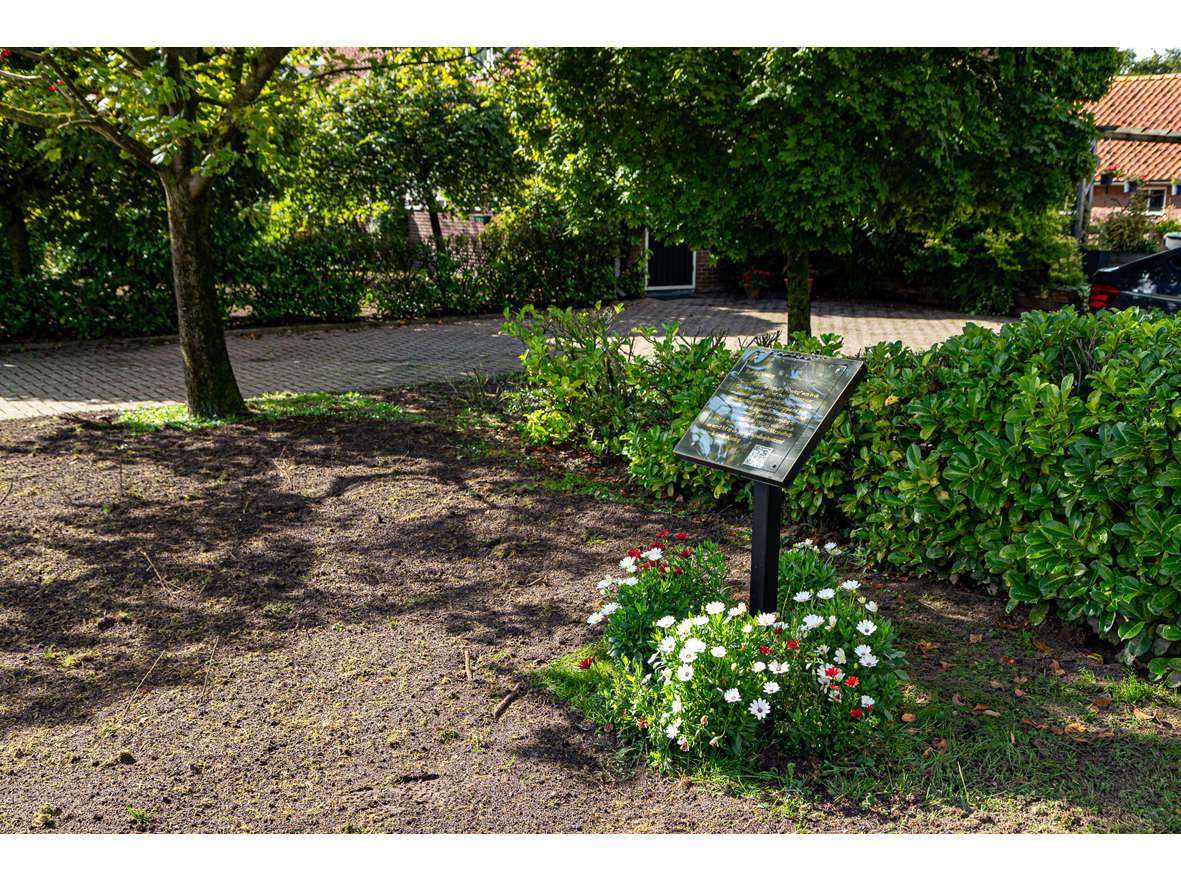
[0,383,1174,833]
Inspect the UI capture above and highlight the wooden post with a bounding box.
[750,481,782,614]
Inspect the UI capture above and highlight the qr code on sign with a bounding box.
[742,445,773,469]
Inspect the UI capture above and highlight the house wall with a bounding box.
[1089,184,1181,225]
[406,210,486,241]
[694,250,729,294]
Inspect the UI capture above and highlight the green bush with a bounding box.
[1097,192,1157,253]
[0,272,176,341]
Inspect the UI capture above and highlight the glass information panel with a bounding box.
[673,347,866,487]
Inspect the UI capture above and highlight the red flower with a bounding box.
[675,532,688,540]
[850,708,863,719]
[627,549,641,558]
[638,717,647,729]
[845,676,859,688]
[758,644,771,655]
[786,639,799,650]
[578,658,594,670]
[680,548,691,558]
[48,85,56,91]
[674,567,684,575]
[824,666,840,678]
[1,50,10,57]
[656,529,670,538]
[658,565,667,573]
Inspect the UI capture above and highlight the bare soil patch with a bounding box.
[1,384,1177,833]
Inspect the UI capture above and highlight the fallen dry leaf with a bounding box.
[932,738,948,754]
[969,634,983,644]
[1031,639,1052,651]
[1065,722,1085,734]
[901,713,917,723]
[952,693,966,706]
[1023,718,1049,730]
[938,661,955,672]
[1015,689,1026,697]
[1086,653,1104,664]
[1070,736,1089,744]
[1000,655,1016,665]
[990,680,1005,689]
[1051,725,1065,735]
[1092,697,1113,707]
[973,703,990,712]
[1096,731,1115,739]
[983,710,1002,718]
[1010,732,1016,745]
[995,620,1018,631]
[1132,707,1156,722]
[868,583,885,590]
[1013,675,1028,684]
[1033,738,1048,749]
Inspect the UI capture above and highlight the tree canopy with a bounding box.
[1120,48,1181,75]
[527,47,1122,334]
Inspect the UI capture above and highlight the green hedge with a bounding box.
[505,305,1181,685]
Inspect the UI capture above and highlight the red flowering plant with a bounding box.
[586,529,729,669]
[1100,165,1126,180]
[740,267,771,289]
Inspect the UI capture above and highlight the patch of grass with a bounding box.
[127,805,155,830]
[117,391,418,432]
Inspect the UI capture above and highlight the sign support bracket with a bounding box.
[750,481,782,614]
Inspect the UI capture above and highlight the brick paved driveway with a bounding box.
[0,297,1013,421]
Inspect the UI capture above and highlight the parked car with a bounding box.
[1089,250,1181,314]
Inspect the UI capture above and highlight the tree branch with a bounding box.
[0,102,71,129]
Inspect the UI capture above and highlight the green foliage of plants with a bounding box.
[1097,192,1158,253]
[117,391,414,431]
[583,530,907,771]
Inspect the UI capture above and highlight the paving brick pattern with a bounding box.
[0,297,1013,421]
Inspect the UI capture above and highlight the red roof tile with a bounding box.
[1086,74,1181,183]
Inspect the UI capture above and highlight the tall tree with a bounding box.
[284,49,525,247]
[0,47,372,417]
[528,48,1121,335]
[1121,48,1181,75]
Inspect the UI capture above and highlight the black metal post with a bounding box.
[750,481,782,614]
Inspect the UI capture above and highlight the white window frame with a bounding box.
[644,228,697,291]
[1146,187,1167,214]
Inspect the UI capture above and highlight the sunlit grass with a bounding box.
[117,391,417,431]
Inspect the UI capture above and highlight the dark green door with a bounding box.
[647,231,694,289]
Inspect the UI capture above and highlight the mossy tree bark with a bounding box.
[784,249,811,338]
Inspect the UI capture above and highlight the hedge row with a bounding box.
[505,304,1181,685]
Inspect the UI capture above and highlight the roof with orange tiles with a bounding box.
[1087,74,1181,183]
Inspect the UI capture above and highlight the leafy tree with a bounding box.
[0,47,374,417]
[528,48,1121,335]
[1121,48,1181,75]
[283,49,525,248]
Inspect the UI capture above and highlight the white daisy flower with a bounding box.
[684,637,707,654]
[861,695,875,708]
[671,696,683,714]
[676,620,693,637]
[676,664,694,682]
[709,736,720,746]
[692,615,709,627]
[866,601,878,613]
[854,643,872,658]
[601,603,619,616]
[861,653,879,668]
[655,615,676,629]
[749,697,771,721]
[841,579,861,591]
[756,612,778,627]
[856,619,878,636]
[802,614,823,631]
[734,603,747,615]
[662,668,674,679]
[587,612,603,626]
[596,577,613,593]
[678,735,689,751]
[768,660,785,674]
[829,615,837,626]
[741,623,753,634]
[752,661,766,673]
[815,644,830,656]
[824,542,838,552]
[794,591,812,603]
[665,719,681,738]
[620,577,638,586]
[705,601,726,615]
[727,606,743,617]
[643,547,663,562]
[833,648,846,665]
[724,688,741,703]
[678,647,699,664]
[710,646,727,658]
[763,681,781,695]
[620,557,637,572]
[658,636,677,654]
[817,588,835,600]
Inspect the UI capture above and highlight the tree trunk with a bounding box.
[161,177,248,419]
[428,206,446,252]
[0,199,34,279]
[784,249,811,338]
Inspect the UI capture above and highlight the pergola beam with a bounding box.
[1097,124,1181,144]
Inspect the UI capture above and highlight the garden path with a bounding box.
[0,297,1013,420]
